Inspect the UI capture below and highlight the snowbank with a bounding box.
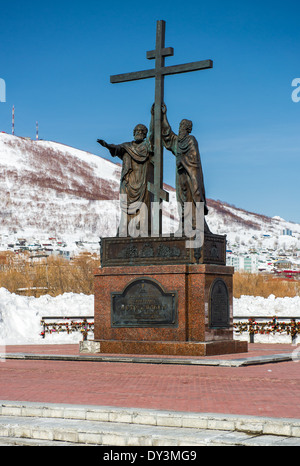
[0,287,299,345]
[233,294,300,344]
[0,288,93,345]
[233,294,300,318]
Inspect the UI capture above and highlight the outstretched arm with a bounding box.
[97,139,124,158]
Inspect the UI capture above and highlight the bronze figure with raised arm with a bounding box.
[161,103,210,236]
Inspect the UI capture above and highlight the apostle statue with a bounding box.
[161,103,210,237]
[97,109,153,237]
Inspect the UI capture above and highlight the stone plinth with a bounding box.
[100,233,227,267]
[93,263,247,356]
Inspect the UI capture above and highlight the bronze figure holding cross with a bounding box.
[97,20,212,237]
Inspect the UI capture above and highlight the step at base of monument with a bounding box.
[0,436,87,446]
[94,339,248,357]
[0,411,299,446]
[1,402,299,446]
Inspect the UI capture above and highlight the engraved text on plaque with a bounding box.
[111,278,178,328]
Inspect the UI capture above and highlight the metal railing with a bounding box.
[40,316,94,340]
[233,316,300,343]
[40,315,300,344]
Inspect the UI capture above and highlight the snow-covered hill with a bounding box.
[0,133,122,245]
[0,132,299,263]
[207,199,300,252]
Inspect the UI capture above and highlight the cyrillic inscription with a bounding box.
[112,278,177,327]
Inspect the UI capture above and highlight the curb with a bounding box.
[1,400,300,438]
[0,351,294,367]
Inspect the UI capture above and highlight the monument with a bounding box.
[92,20,248,356]
[97,118,154,237]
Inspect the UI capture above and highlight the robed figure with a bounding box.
[97,111,153,236]
[161,103,210,236]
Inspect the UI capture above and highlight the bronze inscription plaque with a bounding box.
[101,233,226,267]
[209,279,230,328]
[111,278,177,328]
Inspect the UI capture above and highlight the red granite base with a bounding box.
[94,339,248,357]
[93,263,248,357]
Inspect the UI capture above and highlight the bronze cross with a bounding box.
[110,20,213,235]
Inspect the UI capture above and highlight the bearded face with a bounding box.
[133,124,147,142]
[178,119,192,140]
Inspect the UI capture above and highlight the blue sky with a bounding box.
[1,0,300,223]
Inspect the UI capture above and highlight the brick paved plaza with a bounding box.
[1,343,299,419]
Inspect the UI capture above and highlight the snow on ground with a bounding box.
[0,288,93,345]
[234,294,300,344]
[0,287,299,346]
[234,294,300,318]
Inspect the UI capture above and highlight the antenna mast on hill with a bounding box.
[36,121,39,140]
[12,105,15,135]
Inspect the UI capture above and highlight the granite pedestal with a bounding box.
[93,243,248,356]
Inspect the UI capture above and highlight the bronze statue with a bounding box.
[110,20,213,236]
[97,111,153,236]
[161,103,210,235]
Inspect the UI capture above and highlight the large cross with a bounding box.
[110,20,213,235]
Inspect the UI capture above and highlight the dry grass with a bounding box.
[233,272,300,298]
[1,253,299,299]
[0,251,99,297]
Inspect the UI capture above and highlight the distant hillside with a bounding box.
[0,133,299,249]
